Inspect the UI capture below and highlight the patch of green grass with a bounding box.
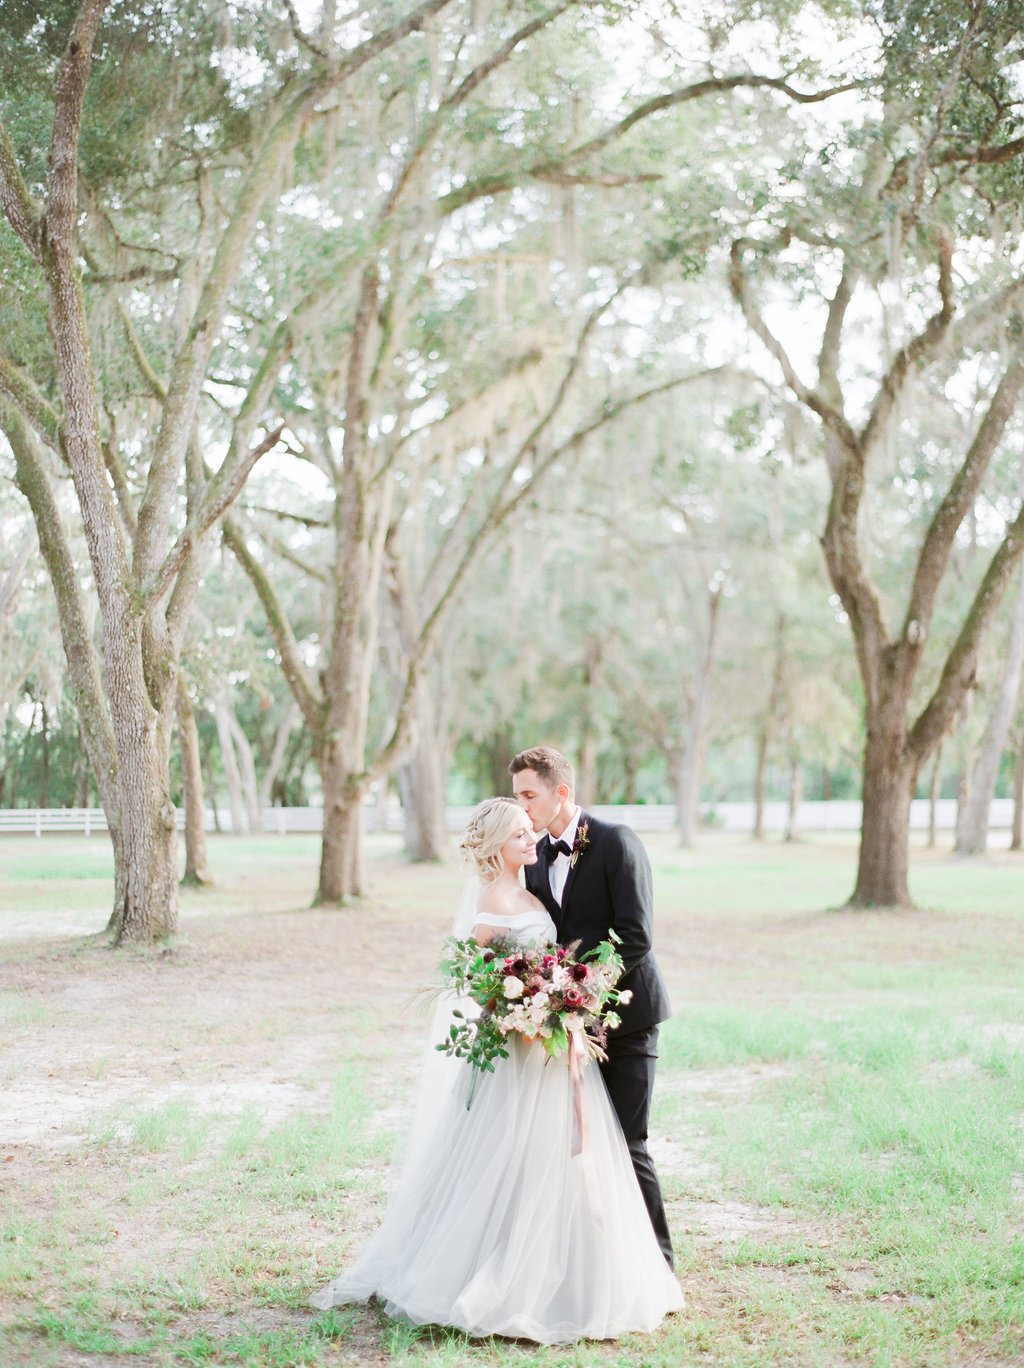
[0,991,46,1026]
[227,1065,385,1208]
[32,1290,164,1356]
[223,1107,264,1159]
[909,856,1024,916]
[652,840,857,915]
[125,1097,215,1160]
[112,1270,210,1314]
[0,1215,49,1291]
[658,998,1024,1362]
[2,842,116,882]
[659,1005,817,1069]
[209,1325,323,1366]
[309,1307,358,1340]
[172,1331,217,1364]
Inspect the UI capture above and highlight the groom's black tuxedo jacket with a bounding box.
[525,810,672,1036]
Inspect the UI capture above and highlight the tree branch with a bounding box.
[241,503,331,529]
[859,233,955,458]
[817,262,857,402]
[255,526,330,584]
[728,238,859,449]
[436,73,867,215]
[147,424,286,606]
[560,74,868,166]
[938,134,1024,166]
[221,516,323,735]
[46,0,110,251]
[0,355,62,451]
[903,351,1024,647]
[282,0,330,61]
[130,0,416,588]
[0,400,120,816]
[909,496,1024,765]
[0,527,37,634]
[365,365,724,786]
[0,117,41,255]
[821,442,889,710]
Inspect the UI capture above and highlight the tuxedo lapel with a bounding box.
[558,808,590,915]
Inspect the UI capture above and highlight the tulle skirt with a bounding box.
[309,1036,683,1343]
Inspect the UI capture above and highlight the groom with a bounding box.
[510,746,675,1268]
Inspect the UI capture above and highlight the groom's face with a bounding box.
[512,769,566,833]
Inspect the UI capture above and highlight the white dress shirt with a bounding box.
[547,806,581,906]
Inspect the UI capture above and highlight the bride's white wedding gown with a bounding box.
[310,904,683,1343]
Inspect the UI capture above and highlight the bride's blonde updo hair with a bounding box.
[458,797,525,883]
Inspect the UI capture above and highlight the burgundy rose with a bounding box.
[563,987,584,1010]
[570,963,589,983]
[541,954,557,969]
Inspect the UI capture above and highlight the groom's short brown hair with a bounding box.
[508,746,575,793]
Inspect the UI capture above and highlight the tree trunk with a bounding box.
[954,759,971,848]
[111,709,179,941]
[784,757,803,841]
[752,725,770,840]
[1012,743,1024,851]
[577,636,604,804]
[258,705,298,809]
[215,700,247,833]
[676,584,721,847]
[227,708,262,832]
[955,563,1024,855]
[398,689,448,862]
[927,741,943,850]
[74,721,90,807]
[618,732,639,804]
[317,740,365,901]
[38,701,50,808]
[200,727,222,833]
[578,729,598,808]
[177,676,211,886]
[754,610,786,839]
[483,730,515,796]
[675,741,700,847]
[313,432,388,901]
[851,720,917,907]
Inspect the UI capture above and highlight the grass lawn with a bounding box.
[0,830,1022,1366]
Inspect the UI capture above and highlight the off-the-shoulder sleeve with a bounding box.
[472,912,515,928]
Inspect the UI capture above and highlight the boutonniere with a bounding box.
[570,821,590,868]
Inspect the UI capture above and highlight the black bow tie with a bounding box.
[544,838,572,863]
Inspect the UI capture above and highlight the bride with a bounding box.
[309,797,683,1343]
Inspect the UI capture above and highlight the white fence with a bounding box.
[0,798,1016,837]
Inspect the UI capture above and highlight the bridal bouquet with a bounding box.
[435,933,630,1077]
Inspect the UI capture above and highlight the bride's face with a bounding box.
[500,812,538,871]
